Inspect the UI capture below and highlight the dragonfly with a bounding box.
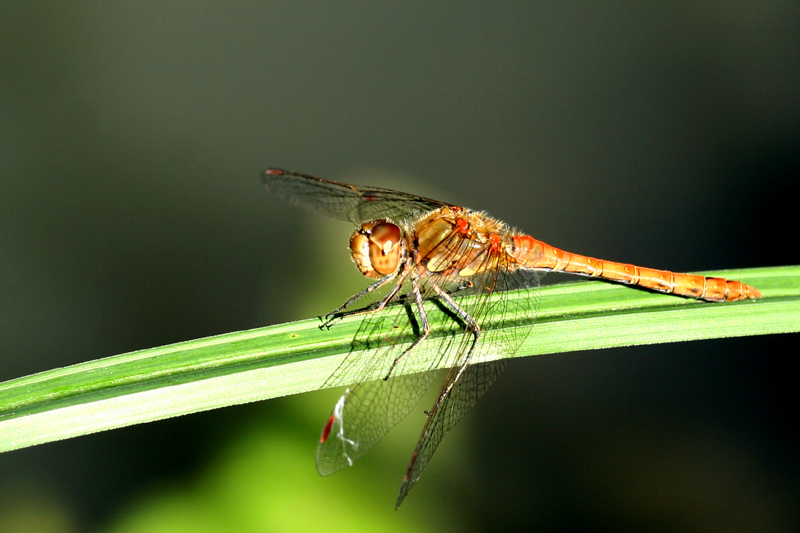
[261,168,761,508]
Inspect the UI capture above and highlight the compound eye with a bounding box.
[369,223,402,254]
[367,223,402,276]
[349,232,374,276]
[348,221,403,278]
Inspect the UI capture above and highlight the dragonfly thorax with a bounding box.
[349,220,406,278]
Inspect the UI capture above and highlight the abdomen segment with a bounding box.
[509,235,761,302]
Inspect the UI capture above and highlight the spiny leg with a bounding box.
[428,283,481,399]
[321,269,409,328]
[383,274,431,380]
[384,280,482,394]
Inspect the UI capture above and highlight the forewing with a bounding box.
[262,168,449,225]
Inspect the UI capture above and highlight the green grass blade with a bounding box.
[1,266,797,453]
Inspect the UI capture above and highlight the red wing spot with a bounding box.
[265,168,285,176]
[320,414,336,444]
[455,218,470,234]
[488,233,502,251]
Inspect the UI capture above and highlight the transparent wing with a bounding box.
[396,359,507,508]
[316,298,465,476]
[316,371,439,476]
[262,168,450,225]
[314,217,541,501]
[393,251,541,507]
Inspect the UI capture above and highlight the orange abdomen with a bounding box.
[508,235,761,302]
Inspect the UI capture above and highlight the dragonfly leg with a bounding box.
[383,279,483,382]
[430,283,481,366]
[426,285,483,408]
[322,269,409,328]
[383,275,431,380]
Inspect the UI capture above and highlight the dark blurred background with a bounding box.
[1,3,798,532]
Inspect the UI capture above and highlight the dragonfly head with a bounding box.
[349,220,405,279]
